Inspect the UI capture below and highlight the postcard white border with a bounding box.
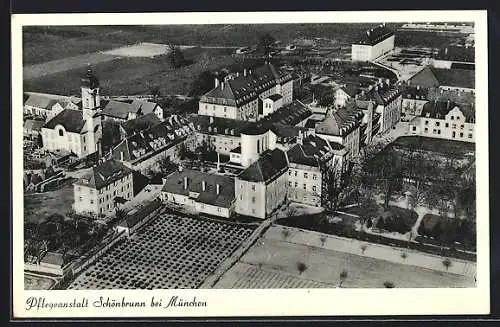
[12,10,489,318]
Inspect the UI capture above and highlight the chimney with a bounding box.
[416,85,420,90]
[209,116,214,124]
[162,177,167,185]
[445,47,448,55]
[407,80,411,86]
[249,69,252,75]
[244,68,247,76]
[375,85,379,92]
[216,184,220,195]
[120,151,124,161]
[183,176,188,190]
[221,82,225,90]
[236,72,239,77]
[202,180,206,191]
[215,78,219,88]
[386,78,390,85]
[447,99,451,109]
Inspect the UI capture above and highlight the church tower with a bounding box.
[81,65,102,157]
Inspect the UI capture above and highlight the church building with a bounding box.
[41,66,103,158]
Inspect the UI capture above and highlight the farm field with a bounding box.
[24,183,74,224]
[215,226,474,288]
[68,213,257,289]
[23,47,236,97]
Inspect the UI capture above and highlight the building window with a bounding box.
[468,133,473,139]
[424,120,428,125]
[460,132,464,138]
[239,194,243,200]
[452,124,457,129]
[294,171,298,177]
[90,199,94,204]
[288,181,292,187]
[288,170,292,176]
[252,196,256,203]
[456,116,460,120]
[435,121,440,127]
[445,123,449,128]
[460,125,464,129]
[251,185,256,191]
[452,131,456,138]
[437,130,441,135]
[412,126,416,131]
[424,128,428,133]
[304,173,308,179]
[451,116,454,120]
[303,184,307,190]
[295,182,298,188]
[312,185,317,192]
[79,197,82,202]
[59,129,64,136]
[312,174,317,180]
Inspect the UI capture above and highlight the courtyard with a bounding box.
[67,213,257,289]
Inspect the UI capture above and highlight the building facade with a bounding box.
[73,159,134,216]
[351,24,395,61]
[409,100,475,143]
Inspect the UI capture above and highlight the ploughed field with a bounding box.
[68,213,256,289]
[214,226,474,288]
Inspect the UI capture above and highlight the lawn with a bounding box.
[24,273,56,290]
[392,136,475,157]
[23,48,236,97]
[24,183,74,224]
[216,230,473,288]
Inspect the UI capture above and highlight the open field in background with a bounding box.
[215,226,474,288]
[24,183,74,224]
[23,47,236,97]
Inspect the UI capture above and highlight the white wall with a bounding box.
[41,125,83,157]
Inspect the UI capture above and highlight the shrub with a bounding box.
[375,206,418,234]
[442,258,452,270]
[297,262,307,275]
[401,252,408,260]
[339,269,348,287]
[383,281,395,288]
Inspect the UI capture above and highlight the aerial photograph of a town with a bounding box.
[22,21,477,291]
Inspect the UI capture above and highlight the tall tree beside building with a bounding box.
[168,44,186,68]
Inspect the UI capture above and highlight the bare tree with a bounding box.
[442,258,452,271]
[281,228,291,239]
[383,281,395,288]
[338,269,348,287]
[360,244,368,254]
[320,235,327,247]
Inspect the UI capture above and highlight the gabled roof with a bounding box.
[287,144,320,168]
[130,100,160,115]
[43,109,86,133]
[315,105,363,137]
[40,251,64,266]
[268,94,283,101]
[191,115,254,137]
[360,81,401,106]
[237,148,288,184]
[435,46,475,63]
[162,169,235,208]
[354,24,394,46]
[421,100,475,123]
[24,94,57,110]
[120,113,162,137]
[410,66,475,89]
[74,159,133,190]
[101,100,138,120]
[110,114,194,163]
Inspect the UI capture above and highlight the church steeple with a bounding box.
[81,64,100,111]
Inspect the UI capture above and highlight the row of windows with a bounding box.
[424,120,468,130]
[288,181,317,192]
[420,127,473,139]
[288,170,318,180]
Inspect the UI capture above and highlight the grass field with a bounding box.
[215,227,474,288]
[24,273,56,290]
[23,47,236,97]
[24,184,74,224]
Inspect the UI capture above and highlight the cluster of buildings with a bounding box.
[24,25,477,220]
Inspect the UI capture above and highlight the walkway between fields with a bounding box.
[268,225,476,278]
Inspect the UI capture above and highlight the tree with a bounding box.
[281,228,291,239]
[383,281,395,288]
[189,70,218,97]
[401,252,408,260]
[442,258,452,271]
[258,33,276,56]
[149,85,160,102]
[297,262,307,275]
[360,244,367,254]
[319,235,327,247]
[322,159,351,213]
[338,269,348,287]
[310,84,335,107]
[168,44,186,68]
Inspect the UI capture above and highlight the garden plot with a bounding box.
[68,213,256,289]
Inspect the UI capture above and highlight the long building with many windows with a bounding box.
[351,24,395,61]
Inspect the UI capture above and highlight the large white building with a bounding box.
[41,67,103,158]
[351,24,395,61]
[161,169,235,218]
[409,100,475,143]
[73,159,134,216]
[198,63,294,122]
